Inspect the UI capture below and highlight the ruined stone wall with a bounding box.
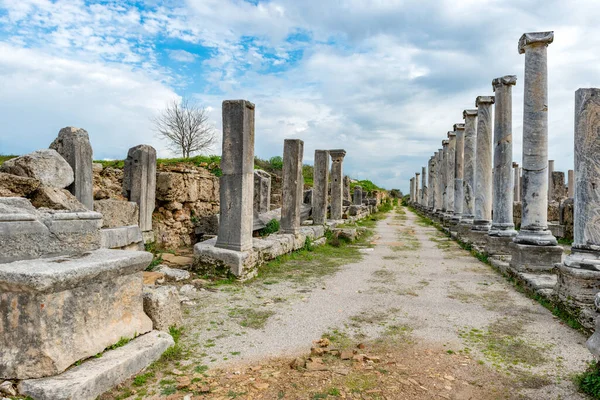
[512,200,574,240]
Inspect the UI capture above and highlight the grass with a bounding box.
[0,154,17,165]
[228,307,275,329]
[95,154,223,176]
[576,361,600,398]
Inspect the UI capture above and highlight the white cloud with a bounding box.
[167,49,197,63]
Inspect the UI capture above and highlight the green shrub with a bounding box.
[258,219,280,237]
[576,361,600,398]
[269,156,283,170]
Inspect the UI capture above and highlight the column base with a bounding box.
[449,214,461,232]
[514,227,558,246]
[485,235,515,256]
[462,229,488,248]
[508,242,563,273]
[456,221,473,242]
[471,220,491,231]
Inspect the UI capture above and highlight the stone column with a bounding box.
[428,156,435,211]
[353,185,363,205]
[487,76,517,254]
[415,172,421,207]
[410,178,415,203]
[445,132,457,220]
[253,170,271,214]
[434,150,442,213]
[472,97,494,233]
[343,176,351,204]
[329,150,346,220]
[123,144,156,238]
[215,100,255,252]
[451,124,465,225]
[568,169,574,197]
[312,150,330,224]
[461,110,478,226]
[558,88,600,333]
[421,166,427,207]
[50,127,94,210]
[548,160,555,201]
[513,31,558,247]
[281,139,304,234]
[513,162,521,202]
[441,140,450,215]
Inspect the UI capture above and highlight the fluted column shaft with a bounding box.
[452,125,465,219]
[446,133,456,214]
[473,96,494,231]
[462,111,478,223]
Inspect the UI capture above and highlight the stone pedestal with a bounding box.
[216,100,255,252]
[312,150,330,224]
[508,242,562,272]
[485,235,514,256]
[0,249,153,380]
[329,150,346,220]
[557,262,600,330]
[281,139,304,234]
[253,170,271,214]
[50,127,94,210]
[123,144,156,234]
[514,31,557,247]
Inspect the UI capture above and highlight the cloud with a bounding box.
[167,49,197,62]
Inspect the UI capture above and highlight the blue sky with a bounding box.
[1,0,599,192]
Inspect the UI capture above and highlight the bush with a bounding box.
[576,361,600,398]
[269,156,283,170]
[258,219,280,237]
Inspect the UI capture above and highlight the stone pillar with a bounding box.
[343,176,351,204]
[461,110,478,225]
[353,185,363,205]
[215,100,255,252]
[329,150,346,220]
[415,172,421,207]
[50,127,94,210]
[472,96,494,233]
[281,139,304,234]
[558,88,600,332]
[312,150,330,224]
[421,166,427,207]
[513,162,521,202]
[487,76,517,254]
[441,140,450,214]
[428,156,435,211]
[510,32,562,275]
[410,178,415,203]
[552,171,567,201]
[452,124,465,224]
[253,170,271,214]
[123,144,156,237]
[568,169,574,198]
[435,149,443,213]
[446,132,457,218]
[548,160,555,201]
[513,32,558,247]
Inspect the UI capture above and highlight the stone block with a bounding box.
[485,235,514,256]
[0,149,73,189]
[156,265,190,281]
[50,127,94,209]
[0,249,153,379]
[0,172,40,197]
[548,201,560,222]
[508,242,563,273]
[94,199,139,228]
[30,187,87,211]
[254,170,271,214]
[100,225,143,250]
[18,331,174,400]
[143,286,182,331]
[548,222,565,238]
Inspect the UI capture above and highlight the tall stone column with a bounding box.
[123,144,156,239]
[312,150,330,224]
[558,88,600,332]
[513,31,558,248]
[50,127,94,210]
[461,110,478,226]
[513,162,521,202]
[415,172,421,207]
[451,124,465,225]
[421,166,427,207]
[441,139,450,215]
[568,169,574,197]
[410,178,414,203]
[281,139,304,234]
[428,156,435,211]
[435,147,444,215]
[215,100,255,252]
[329,150,346,220]
[548,160,555,201]
[487,76,517,255]
[471,96,494,239]
[445,132,457,221]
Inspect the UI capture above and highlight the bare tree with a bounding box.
[153,98,216,158]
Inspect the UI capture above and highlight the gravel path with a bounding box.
[181,206,593,399]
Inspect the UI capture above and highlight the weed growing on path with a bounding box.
[228,307,275,329]
[576,361,600,398]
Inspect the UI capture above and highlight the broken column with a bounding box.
[329,149,346,220]
[123,144,156,241]
[460,110,478,231]
[281,139,304,234]
[410,178,415,203]
[451,123,465,227]
[343,176,351,205]
[558,88,600,330]
[253,170,271,214]
[470,96,495,244]
[510,32,562,273]
[312,150,330,224]
[487,76,518,255]
[568,169,575,197]
[353,185,363,205]
[513,162,521,202]
[49,127,94,210]
[215,100,255,252]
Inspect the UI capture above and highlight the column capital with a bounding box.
[447,131,456,139]
[512,162,519,168]
[329,149,346,160]
[416,172,420,176]
[492,75,517,90]
[442,140,449,146]
[453,123,465,131]
[518,31,554,54]
[463,109,478,118]
[475,96,495,106]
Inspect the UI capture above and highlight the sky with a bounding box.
[1,0,599,193]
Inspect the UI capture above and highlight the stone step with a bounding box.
[18,330,174,400]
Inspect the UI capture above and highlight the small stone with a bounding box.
[317,338,331,347]
[30,187,87,211]
[253,382,269,390]
[176,376,191,389]
[365,355,381,363]
[143,271,166,285]
[340,350,353,360]
[357,343,366,349]
[0,172,40,197]
[0,381,17,396]
[305,361,329,371]
[444,375,455,381]
[311,347,325,356]
[290,357,306,370]
[158,265,191,282]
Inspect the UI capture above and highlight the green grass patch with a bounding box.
[576,361,600,398]
[258,218,280,237]
[228,308,275,329]
[0,154,17,165]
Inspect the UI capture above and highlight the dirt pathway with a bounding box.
[105,206,594,399]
